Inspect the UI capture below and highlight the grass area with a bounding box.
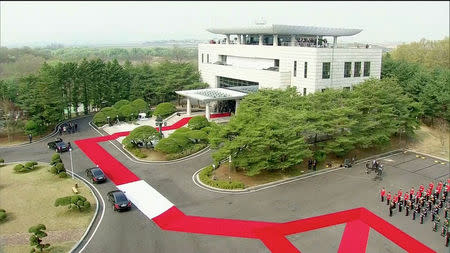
[1,241,74,253]
[124,143,207,161]
[0,126,54,147]
[0,163,95,252]
[202,123,449,189]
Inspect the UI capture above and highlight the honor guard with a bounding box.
[387,192,392,206]
[380,187,386,202]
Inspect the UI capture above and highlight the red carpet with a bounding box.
[74,115,436,253]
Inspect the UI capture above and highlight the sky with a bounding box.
[1,1,449,47]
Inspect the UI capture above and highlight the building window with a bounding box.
[207,54,209,63]
[220,55,227,63]
[363,62,370,76]
[354,62,361,77]
[304,62,307,78]
[201,54,204,63]
[344,87,351,91]
[218,76,259,88]
[322,62,331,79]
[344,62,352,78]
[303,88,307,96]
[274,59,279,67]
[293,61,297,77]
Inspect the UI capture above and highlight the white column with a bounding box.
[333,36,337,48]
[237,35,241,44]
[226,34,230,44]
[316,36,319,48]
[205,102,211,121]
[259,34,263,45]
[291,35,297,46]
[273,34,278,47]
[186,98,191,116]
[235,100,240,115]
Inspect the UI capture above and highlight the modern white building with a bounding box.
[198,24,382,95]
[176,23,382,120]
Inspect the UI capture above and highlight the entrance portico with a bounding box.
[175,88,247,121]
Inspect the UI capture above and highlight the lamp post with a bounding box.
[228,155,232,182]
[69,148,74,179]
[107,116,111,126]
[155,116,163,135]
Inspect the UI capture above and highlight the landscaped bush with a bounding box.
[0,158,4,166]
[188,116,210,130]
[122,125,161,149]
[24,120,40,136]
[155,138,183,154]
[13,163,35,173]
[153,102,176,118]
[100,107,119,122]
[199,166,245,190]
[93,112,107,126]
[113,99,130,110]
[51,153,62,165]
[118,104,138,121]
[155,127,209,157]
[29,224,50,252]
[131,98,148,113]
[58,172,68,178]
[0,209,7,221]
[166,143,207,160]
[50,162,66,175]
[54,195,91,212]
[25,161,38,170]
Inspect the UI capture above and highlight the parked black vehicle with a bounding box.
[107,190,131,212]
[85,167,107,184]
[47,138,69,153]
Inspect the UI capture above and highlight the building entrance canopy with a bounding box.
[175,88,248,103]
[175,88,250,121]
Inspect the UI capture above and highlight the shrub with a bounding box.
[51,153,62,165]
[118,104,138,121]
[123,125,161,148]
[25,161,38,170]
[131,98,148,113]
[58,172,68,178]
[29,224,50,252]
[113,99,130,110]
[155,138,182,154]
[0,158,4,163]
[188,116,210,130]
[0,209,6,221]
[54,195,91,212]
[186,130,208,143]
[166,143,207,160]
[198,166,245,189]
[153,102,176,118]
[50,162,66,175]
[24,120,39,136]
[100,107,119,121]
[13,163,33,173]
[93,112,107,126]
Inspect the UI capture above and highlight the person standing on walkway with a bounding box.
[405,201,410,216]
[75,123,78,132]
[419,184,425,194]
[410,187,415,200]
[28,133,32,143]
[404,192,409,206]
[387,192,392,206]
[442,219,449,236]
[389,202,394,217]
[420,211,425,224]
[308,159,312,170]
[312,159,317,171]
[398,197,403,212]
[380,187,386,202]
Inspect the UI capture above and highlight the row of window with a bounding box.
[293,61,308,78]
[344,61,370,78]
[201,53,210,63]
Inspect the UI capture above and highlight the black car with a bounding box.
[48,139,69,153]
[107,190,131,212]
[85,167,106,184]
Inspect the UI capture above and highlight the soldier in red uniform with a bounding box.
[410,187,415,200]
[404,192,409,206]
[419,184,425,193]
[380,187,386,202]
[415,191,422,204]
[397,189,403,199]
[387,192,392,206]
[393,194,398,208]
[426,188,432,201]
[429,181,434,192]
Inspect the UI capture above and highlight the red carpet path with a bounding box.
[75,114,436,253]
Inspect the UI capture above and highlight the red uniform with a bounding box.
[427,189,432,196]
[397,190,403,198]
[410,188,415,195]
[429,182,434,191]
[446,184,450,192]
[419,185,425,193]
[394,195,399,203]
[416,191,422,198]
[404,192,409,201]
[381,189,386,197]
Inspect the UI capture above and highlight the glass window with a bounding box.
[322,62,330,79]
[293,61,297,77]
[207,54,209,63]
[274,59,279,67]
[364,62,370,76]
[343,87,351,91]
[344,62,352,78]
[303,88,307,96]
[201,54,204,63]
[354,62,361,77]
[304,62,307,78]
[218,76,259,88]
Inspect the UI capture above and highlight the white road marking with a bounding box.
[117,180,174,219]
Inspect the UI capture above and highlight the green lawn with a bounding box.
[0,163,95,252]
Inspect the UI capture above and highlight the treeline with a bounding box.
[382,53,449,122]
[0,46,198,79]
[0,59,207,134]
[210,78,420,176]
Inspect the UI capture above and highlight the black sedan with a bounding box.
[85,167,107,184]
[47,139,69,153]
[107,190,131,212]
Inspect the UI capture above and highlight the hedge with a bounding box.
[113,99,130,110]
[0,209,6,221]
[198,166,245,190]
[153,102,176,118]
[188,116,210,130]
[93,112,107,126]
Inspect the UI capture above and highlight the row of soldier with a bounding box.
[380,179,450,247]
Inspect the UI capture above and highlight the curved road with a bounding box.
[1,116,447,253]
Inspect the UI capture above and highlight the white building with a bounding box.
[198,24,382,95]
[176,24,382,120]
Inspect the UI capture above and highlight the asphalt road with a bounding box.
[1,116,448,253]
